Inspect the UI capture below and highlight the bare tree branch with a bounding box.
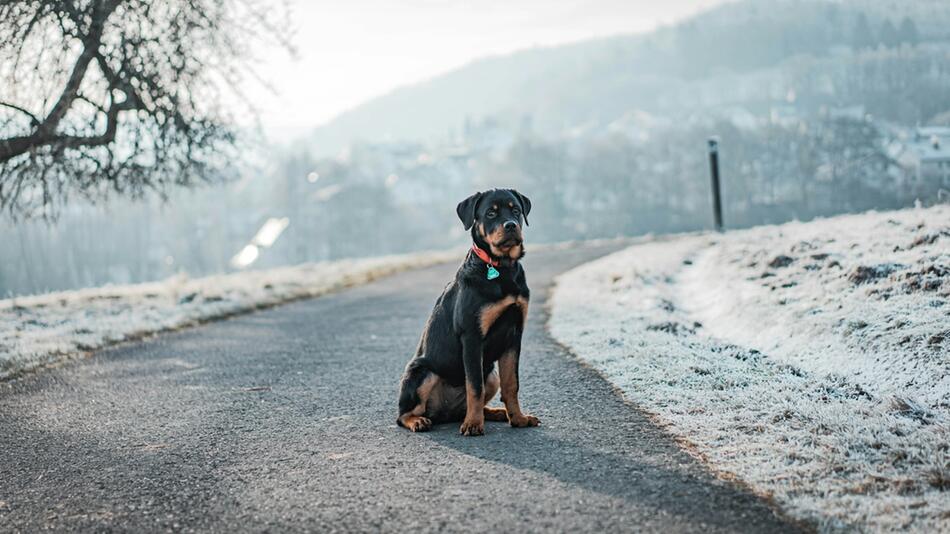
[0,0,119,162]
[0,102,40,126]
[0,0,290,219]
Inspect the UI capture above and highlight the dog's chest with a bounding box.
[478,294,529,337]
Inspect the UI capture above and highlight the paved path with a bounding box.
[0,244,802,532]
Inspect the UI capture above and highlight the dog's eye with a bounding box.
[512,207,520,215]
[486,210,497,218]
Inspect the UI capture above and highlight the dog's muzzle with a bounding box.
[497,221,523,248]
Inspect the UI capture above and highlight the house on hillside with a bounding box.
[897,127,950,188]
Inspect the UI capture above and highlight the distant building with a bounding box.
[826,105,866,121]
[902,127,950,186]
[769,105,800,127]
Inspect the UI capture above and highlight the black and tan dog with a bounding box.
[397,188,539,436]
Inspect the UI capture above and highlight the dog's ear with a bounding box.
[508,189,531,226]
[456,191,483,230]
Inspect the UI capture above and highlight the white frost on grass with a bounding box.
[549,205,950,532]
[679,207,950,408]
[1,250,457,380]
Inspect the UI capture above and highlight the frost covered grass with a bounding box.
[549,205,950,532]
[1,250,458,380]
[680,206,950,408]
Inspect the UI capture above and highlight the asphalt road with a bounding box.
[0,244,803,533]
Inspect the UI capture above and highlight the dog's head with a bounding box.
[457,189,531,260]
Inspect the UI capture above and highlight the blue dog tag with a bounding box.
[486,265,500,280]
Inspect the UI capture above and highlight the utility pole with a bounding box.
[708,138,724,232]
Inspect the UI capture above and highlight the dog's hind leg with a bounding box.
[482,369,508,422]
[397,363,438,432]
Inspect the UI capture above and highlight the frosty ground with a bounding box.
[549,204,949,532]
[0,250,457,380]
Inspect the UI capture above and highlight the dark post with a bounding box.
[708,137,724,232]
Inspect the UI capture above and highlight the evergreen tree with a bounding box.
[852,13,876,51]
[879,20,900,48]
[898,17,920,46]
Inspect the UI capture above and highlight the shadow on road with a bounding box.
[425,423,798,532]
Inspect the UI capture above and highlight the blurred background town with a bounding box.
[3,0,949,297]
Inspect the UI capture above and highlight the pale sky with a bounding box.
[251,0,729,142]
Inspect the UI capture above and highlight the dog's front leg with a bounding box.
[498,349,539,427]
[459,333,486,436]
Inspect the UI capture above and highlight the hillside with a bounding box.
[308,0,950,155]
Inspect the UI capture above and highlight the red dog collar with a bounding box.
[471,244,499,267]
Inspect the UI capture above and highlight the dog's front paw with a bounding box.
[509,413,540,428]
[459,419,485,436]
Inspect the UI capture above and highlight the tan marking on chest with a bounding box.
[479,295,530,336]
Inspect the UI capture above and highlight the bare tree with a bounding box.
[0,0,290,218]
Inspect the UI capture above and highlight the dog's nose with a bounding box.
[504,221,518,231]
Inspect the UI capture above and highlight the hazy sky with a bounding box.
[252,0,729,141]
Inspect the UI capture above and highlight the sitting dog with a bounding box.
[396,188,539,436]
